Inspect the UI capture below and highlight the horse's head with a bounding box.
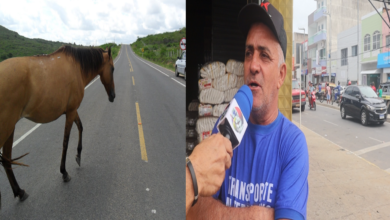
[100,47,116,102]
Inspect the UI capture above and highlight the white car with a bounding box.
[175,51,186,80]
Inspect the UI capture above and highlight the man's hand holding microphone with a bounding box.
[186,85,253,215]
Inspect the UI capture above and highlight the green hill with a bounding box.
[0,25,120,62]
[131,27,186,71]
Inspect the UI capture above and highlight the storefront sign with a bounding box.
[377,52,390,68]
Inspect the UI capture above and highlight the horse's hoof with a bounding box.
[19,190,29,201]
[76,155,81,167]
[63,174,71,182]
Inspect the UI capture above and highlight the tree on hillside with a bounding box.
[8,53,13,58]
[160,47,167,58]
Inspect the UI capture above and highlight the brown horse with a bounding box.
[0,45,116,206]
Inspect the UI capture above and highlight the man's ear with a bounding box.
[277,63,286,89]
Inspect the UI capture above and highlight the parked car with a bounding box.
[340,85,387,126]
[292,79,306,111]
[379,82,390,109]
[175,51,186,80]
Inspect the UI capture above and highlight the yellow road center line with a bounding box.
[125,46,134,72]
[136,102,148,162]
[132,76,135,85]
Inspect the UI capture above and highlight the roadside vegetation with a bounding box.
[130,27,186,72]
[0,25,120,62]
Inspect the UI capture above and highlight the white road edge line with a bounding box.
[13,124,41,148]
[171,78,186,87]
[323,120,338,126]
[12,46,123,147]
[369,137,383,143]
[134,56,169,77]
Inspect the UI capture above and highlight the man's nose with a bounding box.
[249,52,261,74]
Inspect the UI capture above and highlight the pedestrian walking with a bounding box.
[378,85,383,98]
[326,83,331,104]
[371,82,377,93]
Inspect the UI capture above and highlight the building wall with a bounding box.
[269,0,293,121]
[337,25,360,85]
[382,9,390,52]
[361,9,383,63]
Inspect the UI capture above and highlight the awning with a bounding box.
[360,69,381,74]
[322,73,329,77]
[331,73,336,77]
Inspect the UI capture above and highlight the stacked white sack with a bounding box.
[236,76,244,88]
[196,117,218,141]
[198,78,212,90]
[213,103,229,117]
[198,104,213,117]
[226,59,244,76]
[200,62,226,79]
[199,88,224,104]
[212,73,238,91]
[224,88,239,103]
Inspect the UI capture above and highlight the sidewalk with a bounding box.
[295,122,390,219]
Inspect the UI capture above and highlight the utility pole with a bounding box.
[357,0,359,85]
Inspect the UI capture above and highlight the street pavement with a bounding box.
[0,45,185,219]
[293,102,390,172]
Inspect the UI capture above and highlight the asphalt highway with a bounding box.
[0,45,185,219]
[293,104,390,172]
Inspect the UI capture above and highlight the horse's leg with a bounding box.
[2,129,29,201]
[74,112,83,166]
[60,111,76,182]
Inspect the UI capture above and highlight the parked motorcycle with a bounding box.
[315,91,325,103]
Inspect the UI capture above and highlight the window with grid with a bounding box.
[320,48,325,59]
[373,31,380,50]
[341,48,348,66]
[352,45,357,56]
[364,34,370,51]
[386,35,390,48]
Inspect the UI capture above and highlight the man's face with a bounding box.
[244,23,285,114]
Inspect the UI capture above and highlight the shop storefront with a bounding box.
[377,52,390,84]
[331,73,336,83]
[361,70,381,87]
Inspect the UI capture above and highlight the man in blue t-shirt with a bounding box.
[187,2,309,220]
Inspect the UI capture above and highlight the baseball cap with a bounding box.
[238,0,287,59]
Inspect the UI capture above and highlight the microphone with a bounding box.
[217,85,253,149]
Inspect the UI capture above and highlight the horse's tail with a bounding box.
[0,152,29,168]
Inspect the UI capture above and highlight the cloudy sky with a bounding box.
[0,0,185,46]
[293,0,317,35]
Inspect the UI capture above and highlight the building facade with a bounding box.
[293,32,308,89]
[337,25,360,86]
[307,0,382,85]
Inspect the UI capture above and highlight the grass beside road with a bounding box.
[130,27,186,72]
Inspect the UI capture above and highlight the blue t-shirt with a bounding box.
[212,111,309,220]
[335,85,340,94]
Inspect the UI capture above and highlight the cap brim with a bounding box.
[238,4,278,42]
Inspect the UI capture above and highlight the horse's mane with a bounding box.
[51,46,111,75]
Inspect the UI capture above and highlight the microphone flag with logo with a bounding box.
[217,85,253,149]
